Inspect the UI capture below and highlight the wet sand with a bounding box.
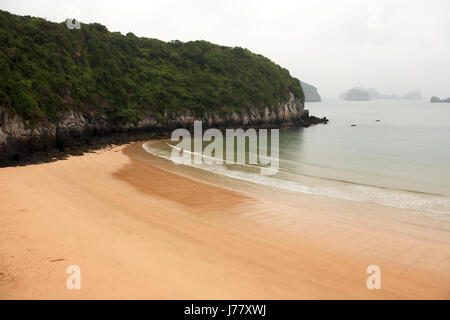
[0,142,449,299]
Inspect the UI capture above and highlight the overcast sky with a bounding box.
[1,0,449,98]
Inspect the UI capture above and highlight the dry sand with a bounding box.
[0,142,449,299]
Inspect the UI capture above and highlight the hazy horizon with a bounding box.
[1,0,449,99]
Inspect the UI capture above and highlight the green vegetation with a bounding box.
[0,10,304,126]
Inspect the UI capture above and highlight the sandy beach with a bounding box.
[0,142,449,299]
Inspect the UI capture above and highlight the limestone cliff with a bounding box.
[300,81,322,102]
[0,92,327,164]
[0,10,329,165]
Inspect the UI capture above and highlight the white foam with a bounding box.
[143,142,450,215]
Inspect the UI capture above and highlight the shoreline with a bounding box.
[0,142,449,299]
[0,114,329,168]
[0,112,328,168]
[143,140,450,216]
[0,129,169,168]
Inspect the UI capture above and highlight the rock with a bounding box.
[300,81,322,102]
[0,92,329,166]
[344,89,370,101]
[299,114,328,127]
[430,96,450,103]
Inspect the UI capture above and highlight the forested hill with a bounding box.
[0,9,304,126]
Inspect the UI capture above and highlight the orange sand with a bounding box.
[0,142,449,299]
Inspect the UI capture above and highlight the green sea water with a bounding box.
[144,99,450,215]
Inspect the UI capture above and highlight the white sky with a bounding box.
[1,0,449,98]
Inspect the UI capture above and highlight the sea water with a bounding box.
[144,98,450,215]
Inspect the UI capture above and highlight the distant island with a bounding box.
[300,81,322,102]
[343,88,369,101]
[430,96,450,103]
[340,87,422,101]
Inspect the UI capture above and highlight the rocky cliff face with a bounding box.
[300,81,322,102]
[0,92,326,164]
